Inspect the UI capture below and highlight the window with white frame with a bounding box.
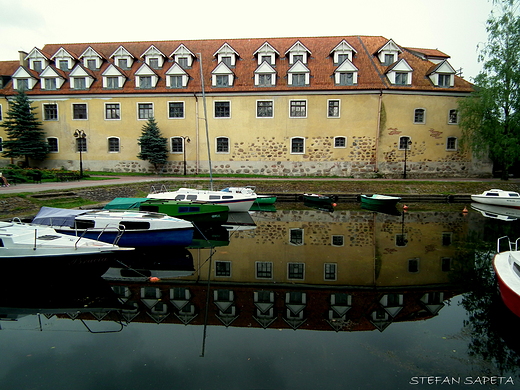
[446,137,458,151]
[448,109,458,124]
[324,263,337,281]
[105,103,121,120]
[138,103,153,120]
[215,261,231,277]
[44,78,57,90]
[290,100,306,118]
[334,137,346,148]
[438,74,451,87]
[108,137,120,153]
[216,137,229,153]
[168,102,184,118]
[58,60,69,71]
[258,74,273,86]
[33,61,43,72]
[257,100,273,118]
[291,137,305,154]
[291,73,306,86]
[256,262,273,279]
[16,79,29,91]
[216,75,229,87]
[139,76,152,89]
[106,76,119,89]
[170,75,183,88]
[86,59,97,70]
[288,263,305,279]
[72,103,87,120]
[414,108,425,124]
[73,77,86,89]
[395,72,408,85]
[171,137,183,153]
[339,72,354,85]
[47,137,59,153]
[43,104,58,121]
[214,101,230,118]
[328,100,340,117]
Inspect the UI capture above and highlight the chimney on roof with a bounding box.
[18,51,28,67]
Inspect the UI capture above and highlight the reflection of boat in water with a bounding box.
[471,189,520,209]
[361,202,401,216]
[303,200,335,212]
[471,202,520,221]
[32,207,194,247]
[494,236,520,318]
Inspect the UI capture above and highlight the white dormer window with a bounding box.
[287,61,310,86]
[214,43,239,67]
[79,46,103,70]
[165,63,189,88]
[171,44,196,68]
[334,58,358,85]
[387,59,413,86]
[51,47,75,71]
[102,64,126,89]
[376,39,402,65]
[110,46,134,69]
[69,64,94,90]
[135,63,158,89]
[254,61,277,87]
[254,42,279,66]
[285,41,311,65]
[141,45,166,69]
[330,40,357,65]
[40,66,65,90]
[212,62,234,87]
[428,60,456,88]
[25,48,50,72]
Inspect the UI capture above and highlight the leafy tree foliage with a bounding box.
[458,0,520,179]
[0,90,49,166]
[137,117,169,172]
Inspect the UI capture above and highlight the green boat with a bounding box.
[360,194,401,207]
[104,198,229,224]
[254,195,277,205]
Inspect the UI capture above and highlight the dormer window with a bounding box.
[135,63,158,89]
[141,45,166,69]
[102,64,126,89]
[40,66,65,90]
[33,61,43,73]
[165,63,189,88]
[254,42,279,66]
[428,60,456,88]
[334,58,358,86]
[386,59,413,86]
[171,44,196,68]
[287,61,310,87]
[376,39,402,65]
[212,62,234,87]
[110,46,134,70]
[285,41,311,65]
[395,72,408,85]
[330,40,357,65]
[51,47,75,71]
[79,47,104,70]
[118,58,128,69]
[255,61,277,87]
[25,48,50,72]
[149,58,159,69]
[214,43,239,67]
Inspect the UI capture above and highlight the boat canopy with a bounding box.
[104,198,149,210]
[33,206,92,228]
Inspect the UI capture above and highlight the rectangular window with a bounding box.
[292,55,304,64]
[149,58,159,69]
[399,136,411,150]
[73,77,86,89]
[139,76,152,89]
[288,263,305,280]
[221,56,232,66]
[44,78,56,90]
[414,109,425,124]
[215,261,231,277]
[72,104,87,120]
[171,138,183,153]
[59,60,68,71]
[290,228,304,245]
[107,77,119,89]
[332,235,344,246]
[105,103,121,120]
[117,59,128,69]
[334,137,346,148]
[256,262,273,279]
[215,101,230,118]
[290,100,306,118]
[138,103,153,120]
[291,138,305,154]
[108,138,120,152]
[257,101,273,118]
[339,72,354,85]
[258,74,272,86]
[170,75,183,88]
[438,74,451,87]
[384,54,395,65]
[408,258,419,273]
[216,75,229,87]
[328,100,340,117]
[448,109,458,124]
[446,137,457,151]
[178,57,188,68]
[43,104,58,121]
[47,137,59,153]
[216,137,229,153]
[324,263,337,281]
[17,79,29,91]
[292,74,305,86]
[87,59,97,70]
[395,72,408,85]
[168,102,184,118]
[33,61,43,72]
[337,54,349,64]
[76,137,87,153]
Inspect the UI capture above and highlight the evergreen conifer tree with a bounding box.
[137,117,169,172]
[0,90,49,167]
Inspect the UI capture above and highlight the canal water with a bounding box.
[1,203,520,389]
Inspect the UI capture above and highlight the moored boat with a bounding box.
[32,207,194,248]
[147,187,256,212]
[493,236,520,318]
[221,186,277,205]
[360,194,401,208]
[302,193,338,205]
[471,189,520,209]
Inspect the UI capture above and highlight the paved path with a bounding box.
[1,175,517,195]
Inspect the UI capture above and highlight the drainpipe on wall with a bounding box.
[374,90,383,172]
[194,94,200,174]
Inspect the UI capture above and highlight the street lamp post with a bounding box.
[403,139,412,179]
[182,136,191,176]
[74,129,86,178]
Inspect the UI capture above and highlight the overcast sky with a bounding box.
[0,0,493,81]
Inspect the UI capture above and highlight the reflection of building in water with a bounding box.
[54,209,470,332]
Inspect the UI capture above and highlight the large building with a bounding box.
[0,35,491,177]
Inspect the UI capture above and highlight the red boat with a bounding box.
[493,236,520,317]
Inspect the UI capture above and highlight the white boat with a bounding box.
[221,186,277,205]
[147,187,256,212]
[493,236,520,317]
[470,189,520,209]
[32,207,194,248]
[0,221,130,260]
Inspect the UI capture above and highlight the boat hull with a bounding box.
[470,195,520,209]
[494,251,520,318]
[360,194,401,208]
[254,196,277,205]
[139,200,229,223]
[302,194,337,205]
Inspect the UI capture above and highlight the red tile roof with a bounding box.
[0,36,474,96]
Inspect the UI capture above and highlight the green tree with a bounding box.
[0,90,49,167]
[458,0,520,179]
[137,117,169,172]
